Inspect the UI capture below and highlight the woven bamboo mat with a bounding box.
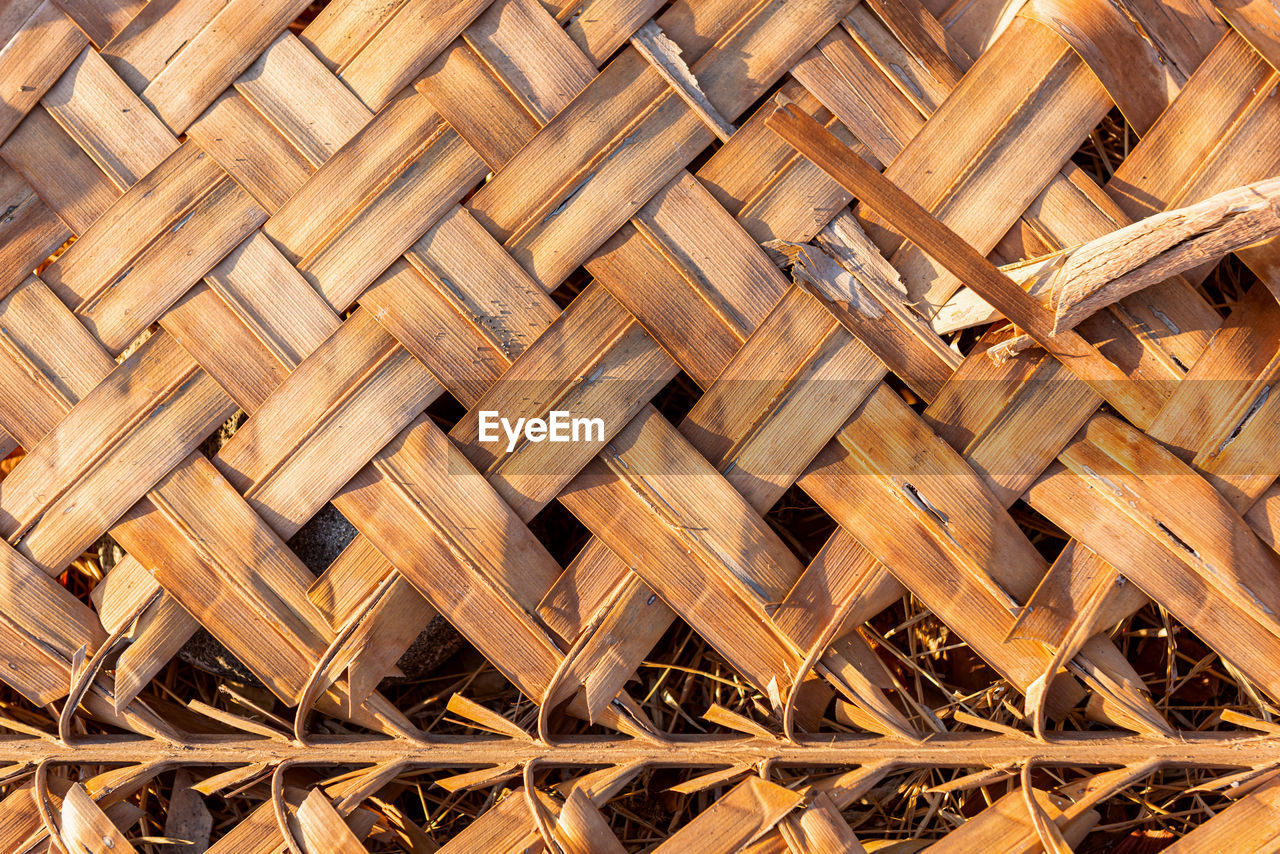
[3,0,1280,848]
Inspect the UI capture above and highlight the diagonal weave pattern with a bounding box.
[3,0,1280,848]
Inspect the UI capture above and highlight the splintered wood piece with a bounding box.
[630,21,735,142]
[1049,177,1280,333]
[766,102,1166,429]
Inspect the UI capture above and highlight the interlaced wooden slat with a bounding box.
[2,0,1280,848]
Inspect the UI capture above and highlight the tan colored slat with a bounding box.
[335,0,496,110]
[214,308,443,536]
[680,285,884,510]
[450,283,676,519]
[0,539,105,704]
[140,0,311,133]
[923,787,1097,854]
[162,233,342,413]
[0,276,114,445]
[776,792,866,853]
[0,0,89,144]
[40,141,267,353]
[333,415,566,699]
[2,332,237,574]
[234,32,372,168]
[0,104,121,232]
[589,171,791,388]
[186,89,317,213]
[1029,457,1280,700]
[61,783,139,854]
[1019,0,1178,134]
[560,405,808,697]
[1163,778,1280,853]
[651,776,802,854]
[264,90,486,311]
[1108,29,1276,221]
[295,788,367,853]
[698,82,857,245]
[0,161,70,299]
[41,47,179,188]
[799,385,1070,695]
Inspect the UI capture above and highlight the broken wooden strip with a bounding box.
[1050,177,1280,334]
[1028,458,1280,701]
[799,385,1071,696]
[630,21,735,142]
[785,213,962,402]
[767,102,1167,429]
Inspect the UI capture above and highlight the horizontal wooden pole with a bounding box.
[3,732,1277,769]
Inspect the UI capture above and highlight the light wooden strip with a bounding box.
[214,308,443,537]
[0,161,70,299]
[0,105,120,233]
[140,0,312,133]
[333,415,566,700]
[450,283,676,520]
[41,142,267,353]
[186,89,316,213]
[41,47,178,188]
[651,777,802,854]
[1163,779,1280,853]
[336,0,497,110]
[799,385,1069,695]
[0,540,105,704]
[1,332,236,573]
[234,32,372,168]
[0,1,88,144]
[560,405,808,697]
